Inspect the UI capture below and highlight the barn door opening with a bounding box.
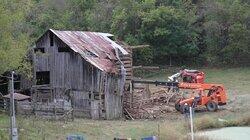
[49,32,54,46]
[36,71,50,85]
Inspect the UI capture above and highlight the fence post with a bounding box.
[9,71,18,140]
[189,107,194,140]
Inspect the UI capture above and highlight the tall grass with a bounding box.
[194,113,250,131]
[194,115,223,130]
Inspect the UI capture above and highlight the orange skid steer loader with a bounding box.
[169,69,227,113]
[175,82,227,113]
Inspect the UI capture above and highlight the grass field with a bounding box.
[0,67,249,140]
[0,115,188,140]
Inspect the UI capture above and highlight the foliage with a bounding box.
[88,0,118,32]
[140,6,199,65]
[133,47,154,65]
[0,0,31,74]
[111,0,148,40]
[0,0,249,75]
[204,0,250,65]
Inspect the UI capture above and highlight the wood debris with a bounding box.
[124,85,181,119]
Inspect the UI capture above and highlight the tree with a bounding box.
[25,0,70,39]
[0,0,32,74]
[66,0,96,30]
[0,0,249,71]
[111,0,155,41]
[88,0,119,32]
[204,0,250,65]
[140,6,199,65]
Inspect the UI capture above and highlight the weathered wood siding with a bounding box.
[33,31,123,119]
[35,33,101,92]
[104,74,122,119]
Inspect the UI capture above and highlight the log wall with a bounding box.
[116,41,133,90]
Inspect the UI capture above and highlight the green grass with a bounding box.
[0,67,249,140]
[1,113,249,140]
[203,68,250,93]
[0,114,188,140]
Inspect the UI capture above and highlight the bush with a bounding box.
[133,47,154,66]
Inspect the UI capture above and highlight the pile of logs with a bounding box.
[124,84,181,119]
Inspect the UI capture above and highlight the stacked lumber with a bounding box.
[116,41,133,90]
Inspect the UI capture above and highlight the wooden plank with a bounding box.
[124,108,134,120]
[91,100,100,119]
[121,58,132,61]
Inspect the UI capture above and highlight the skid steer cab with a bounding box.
[175,83,227,113]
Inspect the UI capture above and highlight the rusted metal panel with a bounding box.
[49,29,128,73]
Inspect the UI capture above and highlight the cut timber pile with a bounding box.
[124,84,181,119]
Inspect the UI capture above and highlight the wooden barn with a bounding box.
[32,29,132,119]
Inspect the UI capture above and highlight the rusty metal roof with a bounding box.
[3,93,30,101]
[49,29,128,73]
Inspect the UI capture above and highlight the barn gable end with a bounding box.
[32,29,131,119]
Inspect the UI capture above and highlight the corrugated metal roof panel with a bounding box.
[49,29,128,73]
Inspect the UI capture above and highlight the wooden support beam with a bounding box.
[124,108,134,120]
[91,66,94,101]
[129,82,134,109]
